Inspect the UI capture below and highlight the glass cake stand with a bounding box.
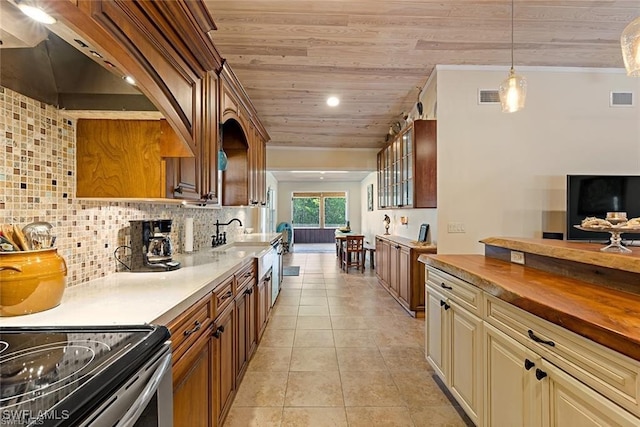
[574,225,637,253]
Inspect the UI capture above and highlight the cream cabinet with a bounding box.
[485,322,640,427]
[484,323,542,427]
[425,274,483,425]
[426,266,640,427]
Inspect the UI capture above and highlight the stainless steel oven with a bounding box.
[0,325,172,427]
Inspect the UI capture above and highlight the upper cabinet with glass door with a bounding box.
[376,119,437,209]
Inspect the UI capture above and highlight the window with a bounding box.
[292,192,346,228]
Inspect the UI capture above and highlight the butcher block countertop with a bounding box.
[419,253,640,361]
[481,236,640,274]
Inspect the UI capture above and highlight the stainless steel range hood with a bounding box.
[0,0,159,116]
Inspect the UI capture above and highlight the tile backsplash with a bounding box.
[0,87,250,287]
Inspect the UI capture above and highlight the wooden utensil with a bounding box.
[12,224,29,251]
[1,225,20,251]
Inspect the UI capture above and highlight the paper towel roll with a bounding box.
[184,217,194,252]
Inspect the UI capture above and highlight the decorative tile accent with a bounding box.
[0,87,249,287]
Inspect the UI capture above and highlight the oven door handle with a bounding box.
[116,351,172,427]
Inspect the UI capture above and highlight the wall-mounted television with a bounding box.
[566,175,640,241]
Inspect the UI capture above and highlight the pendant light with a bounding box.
[218,123,228,171]
[621,17,640,76]
[499,0,527,113]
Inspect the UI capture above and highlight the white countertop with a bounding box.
[0,233,281,328]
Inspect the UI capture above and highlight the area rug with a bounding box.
[282,266,300,276]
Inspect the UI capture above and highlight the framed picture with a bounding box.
[418,223,429,242]
[367,184,374,211]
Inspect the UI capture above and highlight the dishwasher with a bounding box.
[270,239,283,306]
[0,325,172,426]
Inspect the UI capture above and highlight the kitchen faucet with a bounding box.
[212,218,243,247]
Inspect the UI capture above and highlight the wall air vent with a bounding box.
[610,91,633,107]
[478,89,500,105]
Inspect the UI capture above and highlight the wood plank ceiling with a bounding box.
[204,1,640,149]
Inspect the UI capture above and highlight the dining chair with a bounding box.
[341,235,365,273]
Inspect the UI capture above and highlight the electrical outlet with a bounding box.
[510,250,525,265]
[447,222,465,233]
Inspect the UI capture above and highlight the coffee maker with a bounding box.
[129,219,180,272]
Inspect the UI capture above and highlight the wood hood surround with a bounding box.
[40,0,269,204]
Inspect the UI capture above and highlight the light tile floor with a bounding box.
[224,245,472,427]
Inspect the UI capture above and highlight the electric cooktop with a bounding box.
[0,325,170,426]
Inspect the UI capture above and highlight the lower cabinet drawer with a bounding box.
[426,266,483,317]
[167,293,213,361]
[485,294,640,417]
[213,276,234,315]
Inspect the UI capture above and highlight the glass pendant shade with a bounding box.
[499,68,527,113]
[621,17,640,76]
[218,149,228,171]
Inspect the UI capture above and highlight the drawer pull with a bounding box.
[244,272,252,278]
[440,282,453,290]
[535,368,548,381]
[183,320,202,337]
[219,290,233,301]
[212,325,225,338]
[524,359,535,370]
[527,330,555,347]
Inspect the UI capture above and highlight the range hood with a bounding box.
[0,0,159,116]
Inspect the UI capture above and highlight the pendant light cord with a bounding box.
[510,0,514,71]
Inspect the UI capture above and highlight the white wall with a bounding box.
[276,180,363,234]
[436,66,640,254]
[360,172,438,246]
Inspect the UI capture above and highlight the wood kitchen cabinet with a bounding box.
[166,70,220,202]
[75,0,222,156]
[377,119,437,208]
[213,302,235,426]
[234,261,257,384]
[219,63,270,206]
[375,237,390,285]
[167,293,215,427]
[375,235,435,316]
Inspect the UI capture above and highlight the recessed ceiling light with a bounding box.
[327,96,340,107]
[123,75,136,85]
[17,4,57,24]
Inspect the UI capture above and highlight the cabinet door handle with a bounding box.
[440,282,453,290]
[440,300,450,310]
[524,359,535,370]
[174,185,183,194]
[220,290,233,301]
[183,320,202,337]
[527,330,555,347]
[212,325,225,338]
[535,368,547,381]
